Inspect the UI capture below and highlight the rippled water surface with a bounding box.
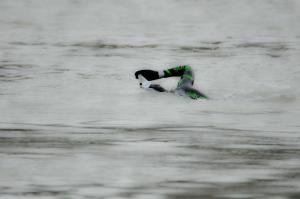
[1,0,300,198]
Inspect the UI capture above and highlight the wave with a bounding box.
[180,46,220,51]
[56,41,159,49]
[0,63,33,69]
[0,64,33,82]
[9,41,47,46]
[236,42,289,51]
[2,121,296,135]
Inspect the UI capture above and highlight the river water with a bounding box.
[1,0,300,198]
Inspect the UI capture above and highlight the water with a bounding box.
[1,0,300,198]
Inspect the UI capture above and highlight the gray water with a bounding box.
[1,0,300,198]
